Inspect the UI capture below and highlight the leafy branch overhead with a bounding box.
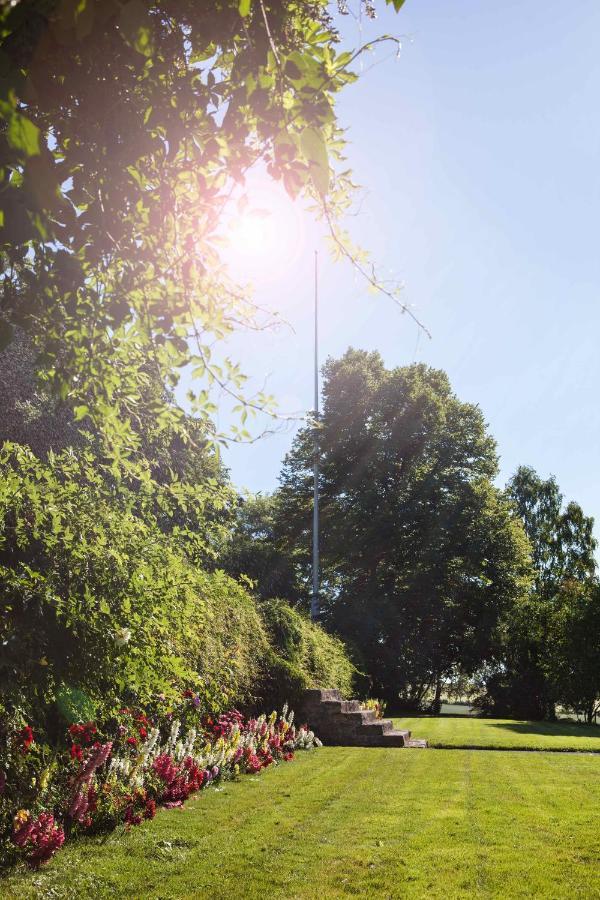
[0,0,416,464]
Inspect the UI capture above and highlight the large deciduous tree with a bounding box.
[277,349,531,707]
[222,492,305,604]
[477,467,598,720]
[547,579,600,725]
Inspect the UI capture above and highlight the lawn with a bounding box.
[394,715,600,751]
[3,746,600,899]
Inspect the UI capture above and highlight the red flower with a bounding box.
[138,726,148,740]
[126,737,138,748]
[18,725,34,754]
[124,806,142,827]
[144,798,157,820]
[68,722,97,746]
[70,743,83,762]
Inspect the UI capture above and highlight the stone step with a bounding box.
[360,719,396,737]
[320,699,362,715]
[380,729,411,747]
[406,739,428,749]
[299,690,427,749]
[337,708,376,724]
[303,688,342,705]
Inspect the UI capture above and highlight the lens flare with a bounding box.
[224,178,305,284]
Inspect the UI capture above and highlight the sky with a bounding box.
[210,0,600,529]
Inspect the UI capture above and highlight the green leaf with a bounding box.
[119,0,153,56]
[385,0,407,10]
[7,112,40,156]
[301,127,327,165]
[300,127,330,196]
[239,0,252,17]
[74,405,90,422]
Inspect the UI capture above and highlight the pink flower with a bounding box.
[12,812,65,867]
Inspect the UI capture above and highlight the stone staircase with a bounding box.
[301,689,428,748]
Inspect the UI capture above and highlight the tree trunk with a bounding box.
[431,676,442,716]
[586,702,594,726]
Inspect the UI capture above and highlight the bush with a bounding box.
[258,600,356,709]
[0,444,269,737]
[0,445,357,743]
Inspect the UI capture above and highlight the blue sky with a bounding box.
[215,0,600,528]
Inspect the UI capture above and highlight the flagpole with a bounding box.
[311,249,320,622]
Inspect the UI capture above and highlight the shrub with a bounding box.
[258,600,356,709]
[0,444,268,736]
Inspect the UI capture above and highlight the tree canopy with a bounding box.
[477,467,598,720]
[0,0,407,467]
[276,349,531,705]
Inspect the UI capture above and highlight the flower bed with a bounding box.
[0,699,320,870]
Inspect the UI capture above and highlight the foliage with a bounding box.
[0,442,269,735]
[0,0,408,462]
[546,579,600,725]
[0,699,320,869]
[259,599,356,710]
[0,440,356,746]
[276,349,532,706]
[476,467,598,720]
[506,466,596,600]
[222,493,305,603]
[0,328,83,457]
[0,329,236,559]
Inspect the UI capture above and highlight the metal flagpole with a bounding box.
[311,249,320,622]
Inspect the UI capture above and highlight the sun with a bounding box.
[230,209,274,254]
[224,177,306,283]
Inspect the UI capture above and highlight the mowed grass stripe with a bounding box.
[394,715,600,751]
[3,747,600,899]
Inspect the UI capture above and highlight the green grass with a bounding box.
[3,746,600,898]
[394,715,600,751]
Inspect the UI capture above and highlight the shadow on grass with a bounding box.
[492,720,600,739]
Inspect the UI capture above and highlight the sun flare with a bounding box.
[230,209,273,254]
[224,178,306,282]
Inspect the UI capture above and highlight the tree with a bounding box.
[0,0,410,465]
[547,579,600,725]
[478,467,598,720]
[506,467,596,600]
[0,327,235,566]
[222,492,305,604]
[277,349,532,706]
